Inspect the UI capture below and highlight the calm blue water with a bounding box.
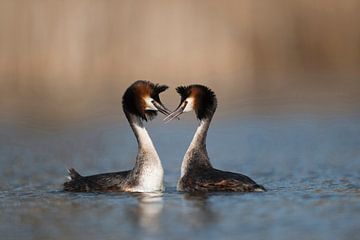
[1,115,360,240]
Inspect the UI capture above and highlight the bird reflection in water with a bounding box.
[126,192,164,233]
[182,192,219,228]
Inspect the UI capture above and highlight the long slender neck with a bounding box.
[180,114,214,178]
[124,111,164,191]
[189,118,211,149]
[125,112,161,167]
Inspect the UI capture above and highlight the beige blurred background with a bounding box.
[1,0,359,126]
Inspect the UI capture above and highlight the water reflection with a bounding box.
[1,117,360,240]
[182,193,219,228]
[126,192,164,233]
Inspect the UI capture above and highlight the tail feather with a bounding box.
[254,184,267,192]
[67,168,82,180]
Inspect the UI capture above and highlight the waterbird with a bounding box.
[164,84,266,192]
[63,80,170,192]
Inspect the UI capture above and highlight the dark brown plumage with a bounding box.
[169,84,266,192]
[63,168,131,192]
[176,85,217,120]
[63,80,169,192]
[178,167,266,192]
[123,80,168,121]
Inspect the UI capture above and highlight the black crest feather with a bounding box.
[152,84,169,96]
[175,84,217,120]
[176,86,191,101]
[122,80,168,121]
[151,84,168,107]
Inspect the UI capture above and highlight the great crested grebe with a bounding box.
[63,80,170,192]
[164,84,266,192]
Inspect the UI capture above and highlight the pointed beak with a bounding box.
[163,101,188,123]
[152,100,171,116]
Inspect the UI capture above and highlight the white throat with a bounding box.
[131,121,164,192]
[133,122,157,151]
[183,97,194,112]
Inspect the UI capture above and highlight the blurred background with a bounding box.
[1,0,359,126]
[1,1,360,239]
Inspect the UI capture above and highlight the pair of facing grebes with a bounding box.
[64,80,266,193]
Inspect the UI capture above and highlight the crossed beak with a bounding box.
[152,100,171,116]
[163,101,188,123]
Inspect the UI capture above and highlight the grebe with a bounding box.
[164,84,266,192]
[63,80,170,192]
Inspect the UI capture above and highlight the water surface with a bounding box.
[1,115,360,240]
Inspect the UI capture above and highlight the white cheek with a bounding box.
[183,98,194,112]
[144,97,157,110]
